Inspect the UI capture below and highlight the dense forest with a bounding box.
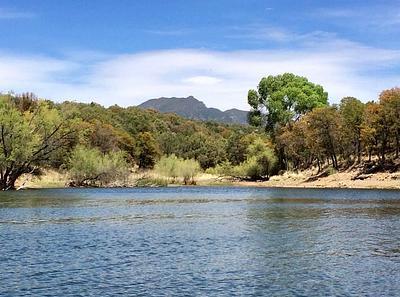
[0,72,399,190]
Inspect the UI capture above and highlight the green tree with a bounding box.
[304,107,341,169]
[339,97,365,163]
[248,73,328,133]
[0,98,72,190]
[247,137,277,178]
[136,132,161,169]
[277,119,311,170]
[361,102,381,161]
[379,88,400,158]
[226,131,249,165]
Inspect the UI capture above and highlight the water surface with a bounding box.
[1,187,400,296]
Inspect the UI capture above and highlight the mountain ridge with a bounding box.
[137,96,248,125]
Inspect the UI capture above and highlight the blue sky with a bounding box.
[1,0,400,110]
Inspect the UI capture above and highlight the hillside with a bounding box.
[138,96,248,125]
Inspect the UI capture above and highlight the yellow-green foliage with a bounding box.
[206,161,234,176]
[0,96,70,190]
[155,155,201,184]
[179,158,201,185]
[68,146,129,186]
[155,154,180,180]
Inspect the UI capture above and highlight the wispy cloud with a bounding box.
[0,7,35,19]
[0,37,400,111]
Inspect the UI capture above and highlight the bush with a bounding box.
[206,161,233,176]
[327,166,337,176]
[179,159,201,185]
[230,139,277,180]
[206,137,278,180]
[155,154,180,181]
[68,146,130,186]
[231,157,259,179]
[155,155,201,184]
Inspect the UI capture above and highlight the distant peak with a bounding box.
[137,96,248,125]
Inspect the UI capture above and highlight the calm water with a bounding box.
[1,187,400,296]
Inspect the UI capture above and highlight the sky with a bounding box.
[1,0,400,110]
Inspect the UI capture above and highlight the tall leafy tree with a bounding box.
[248,73,328,133]
[339,97,365,163]
[304,107,341,169]
[379,88,400,158]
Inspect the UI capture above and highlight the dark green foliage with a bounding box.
[136,132,161,169]
[248,73,328,133]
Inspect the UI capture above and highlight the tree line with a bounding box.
[1,73,399,189]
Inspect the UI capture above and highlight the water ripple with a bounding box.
[1,187,400,296]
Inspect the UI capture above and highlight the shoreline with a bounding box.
[15,169,400,190]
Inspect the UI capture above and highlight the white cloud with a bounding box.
[183,76,222,85]
[0,39,400,111]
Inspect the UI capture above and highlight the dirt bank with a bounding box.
[223,169,400,189]
[16,168,400,190]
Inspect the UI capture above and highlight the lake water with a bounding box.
[1,187,400,296]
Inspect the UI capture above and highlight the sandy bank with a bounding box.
[16,169,400,190]
[219,170,400,189]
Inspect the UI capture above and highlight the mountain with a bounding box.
[138,96,248,125]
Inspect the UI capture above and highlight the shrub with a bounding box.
[206,161,233,176]
[179,159,201,185]
[68,146,129,186]
[327,166,337,176]
[230,138,277,180]
[155,155,201,184]
[155,154,180,181]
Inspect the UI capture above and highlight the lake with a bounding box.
[1,187,400,296]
